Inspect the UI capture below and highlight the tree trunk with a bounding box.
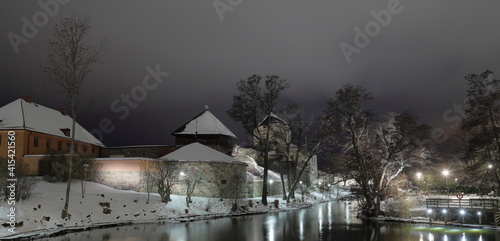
[280,172,287,200]
[261,114,272,206]
[61,106,76,219]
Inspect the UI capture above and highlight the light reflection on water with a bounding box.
[36,202,499,241]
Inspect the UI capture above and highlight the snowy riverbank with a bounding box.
[0,179,331,240]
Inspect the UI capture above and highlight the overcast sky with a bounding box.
[1,0,499,147]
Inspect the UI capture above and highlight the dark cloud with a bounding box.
[1,0,499,146]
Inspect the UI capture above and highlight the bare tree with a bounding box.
[41,16,105,219]
[221,172,247,212]
[369,112,429,213]
[140,160,155,203]
[323,84,429,216]
[266,104,323,203]
[151,160,182,203]
[323,84,374,215]
[184,170,201,208]
[462,70,500,193]
[227,74,289,205]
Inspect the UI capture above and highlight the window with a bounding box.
[34,137,39,147]
[0,135,2,145]
[83,145,88,153]
[60,128,70,137]
[46,139,51,149]
[66,143,70,152]
[57,141,62,151]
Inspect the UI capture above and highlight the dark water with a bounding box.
[38,202,500,241]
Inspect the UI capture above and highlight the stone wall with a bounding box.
[91,158,251,198]
[91,158,144,191]
[172,161,248,199]
[93,171,140,190]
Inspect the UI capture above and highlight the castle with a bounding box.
[0,97,317,198]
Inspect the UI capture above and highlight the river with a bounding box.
[38,202,500,241]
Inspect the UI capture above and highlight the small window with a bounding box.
[34,137,39,147]
[60,128,70,137]
[0,135,2,145]
[46,139,51,149]
[57,141,62,151]
[66,143,70,152]
[83,145,88,153]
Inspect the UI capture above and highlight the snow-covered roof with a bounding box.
[257,112,287,127]
[0,98,104,147]
[172,109,237,139]
[159,142,244,164]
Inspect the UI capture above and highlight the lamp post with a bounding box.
[460,209,465,224]
[478,211,482,225]
[82,163,89,199]
[442,209,448,225]
[442,170,450,200]
[427,209,433,224]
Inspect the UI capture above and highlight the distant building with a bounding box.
[0,96,104,175]
[252,113,318,186]
[171,106,238,155]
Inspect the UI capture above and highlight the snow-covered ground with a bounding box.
[0,179,334,239]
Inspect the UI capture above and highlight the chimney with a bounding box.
[59,108,67,116]
[22,95,32,103]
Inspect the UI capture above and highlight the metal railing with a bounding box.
[426,198,499,210]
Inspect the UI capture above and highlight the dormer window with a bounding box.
[60,128,70,137]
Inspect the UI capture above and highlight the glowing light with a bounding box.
[488,164,493,169]
[442,209,447,214]
[427,209,433,214]
[478,211,481,215]
[416,172,422,179]
[269,179,274,184]
[460,210,465,215]
[442,170,450,176]
[180,172,185,176]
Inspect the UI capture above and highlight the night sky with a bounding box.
[1,1,499,147]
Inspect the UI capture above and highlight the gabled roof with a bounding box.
[0,98,104,147]
[171,109,237,139]
[159,142,244,164]
[257,112,287,127]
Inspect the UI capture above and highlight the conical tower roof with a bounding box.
[171,108,237,139]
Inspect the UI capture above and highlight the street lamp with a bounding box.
[478,211,482,225]
[459,210,465,224]
[442,170,450,199]
[82,163,89,199]
[427,209,433,223]
[442,209,448,225]
[416,172,422,180]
